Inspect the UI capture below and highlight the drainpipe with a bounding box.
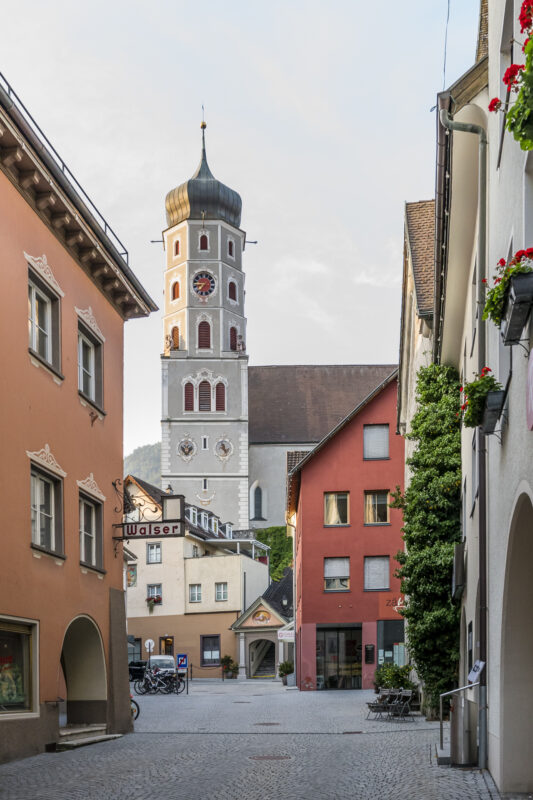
[439,108,487,770]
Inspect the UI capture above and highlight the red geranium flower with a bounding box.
[498,258,506,267]
[516,249,527,260]
[503,64,525,88]
[520,1,533,33]
[488,97,502,112]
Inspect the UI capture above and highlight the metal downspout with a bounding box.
[439,108,488,771]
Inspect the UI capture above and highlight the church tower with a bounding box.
[161,124,249,528]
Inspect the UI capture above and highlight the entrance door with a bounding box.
[159,636,174,656]
[316,627,362,689]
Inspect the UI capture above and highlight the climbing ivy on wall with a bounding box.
[390,363,462,714]
[253,526,293,582]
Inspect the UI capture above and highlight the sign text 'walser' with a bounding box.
[123,520,183,538]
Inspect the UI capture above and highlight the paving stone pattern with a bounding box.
[0,684,501,800]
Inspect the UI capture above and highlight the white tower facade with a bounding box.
[161,126,249,528]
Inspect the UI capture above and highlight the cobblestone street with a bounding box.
[0,683,500,800]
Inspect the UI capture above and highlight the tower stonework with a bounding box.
[161,126,249,528]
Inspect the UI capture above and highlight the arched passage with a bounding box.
[61,615,107,725]
[500,492,533,792]
[249,638,276,678]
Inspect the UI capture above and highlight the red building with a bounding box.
[288,370,405,690]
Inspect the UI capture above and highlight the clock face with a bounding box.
[193,272,216,297]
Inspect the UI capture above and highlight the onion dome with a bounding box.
[165,123,242,229]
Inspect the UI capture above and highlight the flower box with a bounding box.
[481,390,506,434]
[500,272,533,345]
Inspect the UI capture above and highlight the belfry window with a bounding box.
[228,281,237,301]
[228,240,234,257]
[200,234,208,251]
[171,326,180,350]
[215,382,226,412]
[171,282,180,300]
[229,326,237,351]
[184,382,194,411]
[174,239,180,256]
[198,321,211,349]
[199,380,211,411]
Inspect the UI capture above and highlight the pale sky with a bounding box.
[1,1,480,453]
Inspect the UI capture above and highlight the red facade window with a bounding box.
[184,382,194,411]
[172,282,180,300]
[174,239,180,256]
[199,381,211,411]
[229,326,237,351]
[228,240,234,257]
[215,382,226,411]
[171,326,180,350]
[198,321,211,349]
[200,234,208,251]
[228,281,237,301]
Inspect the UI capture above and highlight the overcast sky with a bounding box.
[1,1,480,453]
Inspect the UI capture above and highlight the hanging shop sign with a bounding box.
[120,520,183,538]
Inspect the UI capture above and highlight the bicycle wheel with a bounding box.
[130,698,140,720]
[134,679,148,695]
[160,677,173,694]
[176,676,186,694]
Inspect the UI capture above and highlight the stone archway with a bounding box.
[61,615,107,726]
[500,493,533,792]
[249,638,276,678]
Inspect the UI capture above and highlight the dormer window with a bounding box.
[226,524,233,539]
[189,507,198,525]
[174,239,180,257]
[200,512,209,530]
[200,233,208,251]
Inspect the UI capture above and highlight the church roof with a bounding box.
[248,364,397,444]
[165,124,242,229]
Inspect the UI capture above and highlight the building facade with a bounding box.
[0,73,156,762]
[288,372,405,691]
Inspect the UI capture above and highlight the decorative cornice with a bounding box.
[77,473,106,502]
[26,444,67,477]
[75,307,105,342]
[24,252,65,297]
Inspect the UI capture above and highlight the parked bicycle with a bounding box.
[130,694,140,720]
[134,666,185,695]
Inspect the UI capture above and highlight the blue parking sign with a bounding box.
[176,653,188,670]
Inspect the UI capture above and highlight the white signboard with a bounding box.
[124,521,182,538]
[145,639,155,653]
[277,630,295,641]
[468,660,485,684]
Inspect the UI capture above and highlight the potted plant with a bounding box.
[278,660,294,685]
[482,249,533,344]
[146,595,161,613]
[461,368,504,431]
[229,660,239,678]
[221,654,237,678]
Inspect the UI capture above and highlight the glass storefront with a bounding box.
[377,620,405,665]
[316,626,362,689]
[0,622,32,713]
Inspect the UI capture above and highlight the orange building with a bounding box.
[0,73,156,762]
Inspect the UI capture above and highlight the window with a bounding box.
[229,326,237,351]
[377,620,405,666]
[200,233,208,251]
[147,543,162,564]
[324,492,349,526]
[252,486,264,520]
[199,380,211,411]
[364,492,389,524]
[198,321,211,349]
[192,545,199,557]
[200,512,209,530]
[202,479,208,491]
[215,582,228,601]
[147,583,162,601]
[171,281,180,300]
[0,620,36,714]
[467,621,473,674]
[188,506,198,526]
[226,523,233,539]
[324,557,350,591]
[215,382,226,411]
[201,634,220,665]
[31,468,62,554]
[184,382,194,411]
[78,324,103,407]
[364,556,390,591]
[210,517,218,535]
[174,239,180,257]
[171,325,180,350]
[189,584,202,602]
[79,495,102,569]
[363,425,389,459]
[202,436,209,450]
[228,281,237,301]
[471,431,478,512]
[228,240,234,257]
[28,274,60,370]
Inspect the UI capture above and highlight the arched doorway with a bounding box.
[500,493,533,792]
[249,639,276,678]
[61,616,107,726]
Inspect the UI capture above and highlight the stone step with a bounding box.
[56,734,122,751]
[58,725,107,743]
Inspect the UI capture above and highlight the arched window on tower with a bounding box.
[215,382,226,412]
[228,281,237,301]
[199,380,211,411]
[171,325,180,350]
[172,281,180,300]
[198,321,211,349]
[184,382,194,411]
[174,239,180,256]
[229,326,237,351]
[228,240,234,257]
[200,234,208,251]
[253,486,264,520]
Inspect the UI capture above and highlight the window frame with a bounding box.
[364,491,390,525]
[215,582,228,601]
[323,557,350,593]
[189,583,202,603]
[28,271,61,375]
[363,424,390,460]
[147,542,162,564]
[323,492,350,527]
[0,617,39,719]
[79,493,103,570]
[200,634,221,666]
[364,556,390,591]
[77,322,103,410]
[30,466,64,556]
[147,583,163,603]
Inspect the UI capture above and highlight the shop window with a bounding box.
[201,634,220,665]
[0,620,36,714]
[364,491,389,524]
[377,620,405,665]
[324,492,349,526]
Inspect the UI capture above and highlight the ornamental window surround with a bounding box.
[198,320,211,349]
[171,280,180,301]
[31,467,63,555]
[183,375,227,413]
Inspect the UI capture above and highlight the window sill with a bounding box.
[364,522,391,527]
[146,561,162,565]
[364,588,390,592]
[363,457,390,461]
[323,589,351,594]
[78,391,106,417]
[215,599,228,602]
[323,524,350,528]
[80,561,106,576]
[31,543,66,561]
[28,349,64,382]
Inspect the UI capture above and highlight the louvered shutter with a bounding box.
[184,382,194,411]
[215,382,225,411]
[198,321,211,349]
[228,281,237,301]
[172,282,180,300]
[229,327,237,351]
[199,381,211,411]
[171,326,179,349]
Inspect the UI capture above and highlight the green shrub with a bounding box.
[278,660,294,678]
[374,663,415,691]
